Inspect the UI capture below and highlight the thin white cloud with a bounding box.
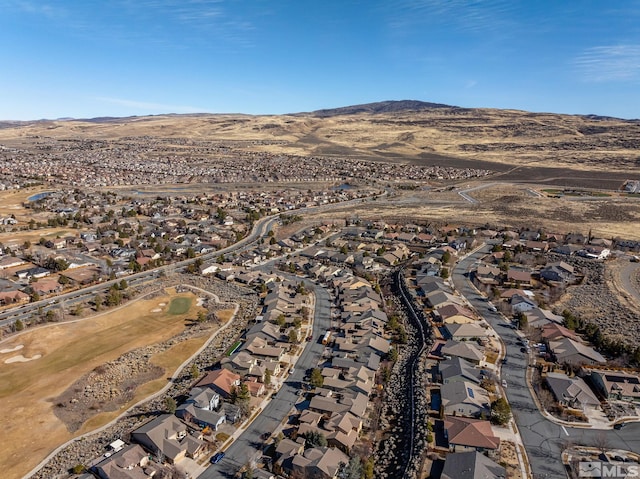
[574,45,640,82]
[1,0,63,18]
[96,97,203,113]
[384,0,517,34]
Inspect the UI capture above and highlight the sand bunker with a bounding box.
[158,302,166,306]
[196,298,205,306]
[150,308,162,313]
[4,354,42,364]
[0,344,24,354]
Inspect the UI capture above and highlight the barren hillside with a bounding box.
[1,103,638,180]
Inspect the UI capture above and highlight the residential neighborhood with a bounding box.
[2,186,640,479]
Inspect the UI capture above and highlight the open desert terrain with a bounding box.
[1,101,638,180]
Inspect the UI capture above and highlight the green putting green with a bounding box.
[168,297,192,315]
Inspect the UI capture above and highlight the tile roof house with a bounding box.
[443,416,500,453]
[441,450,506,479]
[195,369,241,399]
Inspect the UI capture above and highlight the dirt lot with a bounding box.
[0,291,211,479]
[498,441,524,479]
[302,183,640,241]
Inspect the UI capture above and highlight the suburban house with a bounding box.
[441,381,491,418]
[444,323,488,341]
[439,357,483,385]
[585,369,640,403]
[94,444,161,479]
[130,414,204,463]
[474,264,501,286]
[443,416,501,453]
[436,304,476,325]
[195,369,241,399]
[441,451,506,479]
[30,278,63,296]
[527,308,564,329]
[541,323,581,342]
[439,340,485,364]
[540,262,576,283]
[176,403,226,431]
[506,269,533,287]
[548,338,606,366]
[545,372,600,411]
[0,289,29,305]
[181,386,219,410]
[509,294,537,314]
[288,446,350,479]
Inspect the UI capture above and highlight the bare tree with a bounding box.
[592,431,609,455]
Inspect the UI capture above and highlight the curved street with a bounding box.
[200,274,332,478]
[453,245,640,478]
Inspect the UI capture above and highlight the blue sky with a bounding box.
[1,0,639,120]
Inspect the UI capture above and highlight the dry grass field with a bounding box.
[2,105,638,176]
[0,186,47,222]
[307,184,640,240]
[0,227,74,247]
[0,291,210,479]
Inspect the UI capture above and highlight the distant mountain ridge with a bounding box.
[303,100,457,117]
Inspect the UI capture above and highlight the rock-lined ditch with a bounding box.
[374,272,431,479]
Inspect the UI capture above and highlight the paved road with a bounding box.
[617,259,640,305]
[0,216,279,328]
[199,276,332,478]
[453,246,640,478]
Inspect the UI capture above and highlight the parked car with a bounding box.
[501,379,508,388]
[210,452,225,464]
[614,423,627,430]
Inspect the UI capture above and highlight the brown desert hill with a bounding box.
[300,99,457,117]
[1,102,639,182]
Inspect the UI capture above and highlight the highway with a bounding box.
[453,246,640,478]
[200,275,332,478]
